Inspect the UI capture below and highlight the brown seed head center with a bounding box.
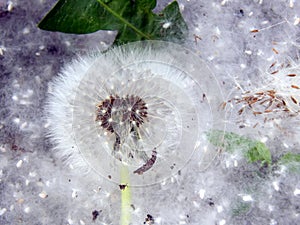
[96,95,148,133]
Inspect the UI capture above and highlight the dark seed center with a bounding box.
[96,95,148,133]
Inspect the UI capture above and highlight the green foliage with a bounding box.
[207,130,272,166]
[245,142,271,165]
[231,201,251,217]
[278,153,300,173]
[38,0,188,45]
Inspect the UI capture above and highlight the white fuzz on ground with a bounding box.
[1,0,300,225]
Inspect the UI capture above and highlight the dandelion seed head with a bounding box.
[46,41,226,186]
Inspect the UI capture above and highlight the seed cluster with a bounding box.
[229,88,300,116]
[96,95,148,133]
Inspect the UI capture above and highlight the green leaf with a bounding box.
[278,153,300,173]
[246,142,271,165]
[38,0,188,45]
[207,130,272,166]
[231,201,251,217]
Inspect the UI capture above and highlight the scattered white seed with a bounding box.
[160,179,167,186]
[257,49,263,56]
[12,95,18,101]
[219,219,226,225]
[35,52,40,56]
[221,0,228,6]
[20,122,27,130]
[294,188,300,196]
[270,219,277,225]
[240,64,246,69]
[104,190,110,197]
[108,118,113,122]
[16,160,23,168]
[234,160,238,167]
[7,1,13,11]
[294,18,300,26]
[198,142,204,150]
[207,55,215,61]
[39,191,48,199]
[0,208,7,216]
[245,50,252,55]
[225,160,230,168]
[80,220,86,225]
[272,181,280,191]
[65,41,71,47]
[198,189,206,199]
[193,201,200,208]
[67,218,74,225]
[217,205,224,213]
[179,3,184,11]
[155,217,162,223]
[214,27,221,36]
[22,27,30,34]
[242,195,253,202]
[45,180,51,187]
[24,206,30,214]
[163,22,172,29]
[13,118,20,124]
[29,171,37,177]
[260,137,268,143]
[25,179,30,186]
[290,0,294,8]
[71,189,78,198]
[0,48,4,56]
[43,122,50,129]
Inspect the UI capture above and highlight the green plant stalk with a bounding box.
[96,0,152,40]
[120,165,131,225]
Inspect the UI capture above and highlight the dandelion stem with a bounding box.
[121,165,131,225]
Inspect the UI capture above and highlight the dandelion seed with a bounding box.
[291,85,300,89]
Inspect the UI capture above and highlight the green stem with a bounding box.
[120,165,131,225]
[96,0,152,40]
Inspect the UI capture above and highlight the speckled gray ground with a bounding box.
[1,0,300,225]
